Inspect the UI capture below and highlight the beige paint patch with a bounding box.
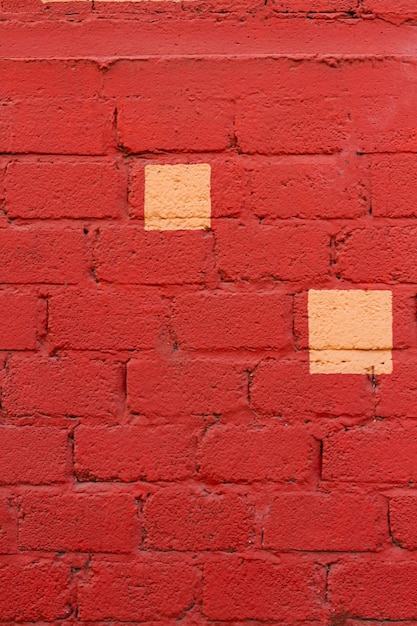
[144,164,211,231]
[308,290,393,375]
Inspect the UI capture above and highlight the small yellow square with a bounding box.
[308,290,393,374]
[144,164,211,231]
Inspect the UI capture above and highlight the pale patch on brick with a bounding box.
[308,290,393,374]
[144,164,211,231]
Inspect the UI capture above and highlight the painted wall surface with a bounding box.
[0,1,417,625]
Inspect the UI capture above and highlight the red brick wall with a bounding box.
[0,1,416,625]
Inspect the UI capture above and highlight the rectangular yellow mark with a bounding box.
[144,164,211,231]
[308,290,393,375]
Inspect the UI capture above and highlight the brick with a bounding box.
[346,622,417,626]
[0,227,86,284]
[4,355,123,418]
[0,427,67,485]
[203,556,325,620]
[49,287,167,350]
[251,359,374,417]
[377,353,417,417]
[0,558,70,622]
[19,492,136,553]
[329,560,417,620]
[127,357,247,416]
[363,0,417,14]
[78,555,199,621]
[0,60,101,100]
[94,226,215,285]
[296,288,417,351]
[117,98,233,153]
[0,290,42,350]
[107,59,234,153]
[5,160,125,219]
[129,156,248,220]
[355,95,417,153]
[0,499,17,553]
[322,422,417,483]
[371,155,417,218]
[236,95,347,154]
[263,493,386,551]
[0,99,113,155]
[144,487,253,551]
[75,424,199,482]
[214,221,330,283]
[272,0,356,8]
[390,495,417,550]
[173,291,292,350]
[249,157,368,220]
[336,226,417,283]
[199,424,315,482]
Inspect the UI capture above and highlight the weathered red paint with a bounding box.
[0,1,416,624]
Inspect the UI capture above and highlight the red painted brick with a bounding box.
[377,353,417,417]
[355,95,417,153]
[263,493,386,551]
[78,555,199,621]
[346,622,417,626]
[6,160,125,219]
[0,558,70,622]
[144,487,253,551]
[0,290,41,350]
[336,226,417,283]
[371,155,417,218]
[273,0,356,8]
[117,98,233,153]
[49,287,167,350]
[249,157,368,219]
[236,95,347,154]
[199,424,315,482]
[75,424,199,482]
[214,221,330,283]
[0,427,67,485]
[0,227,86,284]
[329,560,417,620]
[94,226,215,285]
[173,291,292,350]
[389,495,417,550]
[0,99,113,155]
[0,499,17,554]
[19,492,136,553]
[203,556,325,620]
[251,359,374,417]
[323,422,417,483]
[0,60,101,100]
[107,59,234,153]
[4,355,123,418]
[127,357,247,416]
[363,0,417,14]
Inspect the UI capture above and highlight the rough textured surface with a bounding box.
[0,1,416,625]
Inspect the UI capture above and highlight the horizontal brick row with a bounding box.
[2,554,417,622]
[1,353,417,418]
[3,421,417,487]
[6,153,417,221]
[0,287,415,353]
[0,487,394,554]
[1,59,417,154]
[0,223,417,285]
